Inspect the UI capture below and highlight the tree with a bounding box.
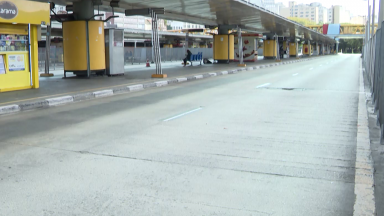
[338,39,363,53]
[288,17,317,26]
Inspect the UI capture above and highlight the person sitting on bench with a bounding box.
[183,49,192,67]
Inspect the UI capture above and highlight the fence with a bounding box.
[124,47,214,64]
[363,22,384,140]
[38,47,214,71]
[38,47,64,71]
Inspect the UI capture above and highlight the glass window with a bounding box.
[0,34,28,52]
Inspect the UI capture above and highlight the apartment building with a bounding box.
[287,1,320,23]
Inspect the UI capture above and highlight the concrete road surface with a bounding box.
[0,55,360,216]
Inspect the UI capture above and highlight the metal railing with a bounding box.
[363,21,384,140]
[38,47,64,71]
[124,47,213,64]
[38,47,213,70]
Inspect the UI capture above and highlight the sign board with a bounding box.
[0,0,49,25]
[234,36,257,62]
[0,1,18,20]
[7,54,25,71]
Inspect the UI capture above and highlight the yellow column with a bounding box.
[31,25,39,89]
[289,42,297,56]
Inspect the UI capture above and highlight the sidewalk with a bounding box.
[0,57,315,115]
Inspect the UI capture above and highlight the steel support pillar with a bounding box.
[315,42,319,55]
[185,32,189,55]
[276,35,281,61]
[296,41,299,59]
[41,20,54,77]
[237,27,245,67]
[372,0,376,37]
[336,43,339,54]
[307,41,311,57]
[151,10,165,78]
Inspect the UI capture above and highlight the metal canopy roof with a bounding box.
[33,0,336,44]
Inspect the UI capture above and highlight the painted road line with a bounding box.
[309,68,314,70]
[292,73,299,76]
[163,107,203,122]
[256,83,271,88]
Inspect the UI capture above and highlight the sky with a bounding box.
[278,0,376,16]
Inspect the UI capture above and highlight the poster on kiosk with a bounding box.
[234,34,261,62]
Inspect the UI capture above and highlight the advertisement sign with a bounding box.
[0,55,5,74]
[0,1,18,20]
[8,54,25,71]
[234,34,260,62]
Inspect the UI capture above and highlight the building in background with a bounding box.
[246,0,265,7]
[284,1,319,24]
[349,16,367,25]
[279,3,290,18]
[333,6,351,24]
[264,0,280,13]
[309,2,328,24]
[328,7,334,23]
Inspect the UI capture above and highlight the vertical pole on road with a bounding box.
[307,40,311,57]
[336,42,339,54]
[316,42,318,55]
[295,41,299,59]
[372,0,376,38]
[237,26,244,66]
[151,11,157,74]
[132,41,136,65]
[150,10,164,78]
[369,5,372,39]
[151,15,154,63]
[275,34,280,61]
[185,32,189,55]
[44,19,52,76]
[321,43,325,55]
[155,13,162,74]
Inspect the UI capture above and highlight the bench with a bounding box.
[183,52,203,66]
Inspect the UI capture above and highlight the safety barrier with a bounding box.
[363,22,384,139]
[124,47,213,64]
[37,47,213,71]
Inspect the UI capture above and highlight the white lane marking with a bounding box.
[163,107,203,122]
[292,73,299,76]
[256,83,271,88]
[309,68,313,70]
[320,64,323,66]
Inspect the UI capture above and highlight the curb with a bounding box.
[353,59,376,215]
[0,58,312,116]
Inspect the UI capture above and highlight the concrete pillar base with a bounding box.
[40,73,54,77]
[237,64,247,67]
[152,74,167,78]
